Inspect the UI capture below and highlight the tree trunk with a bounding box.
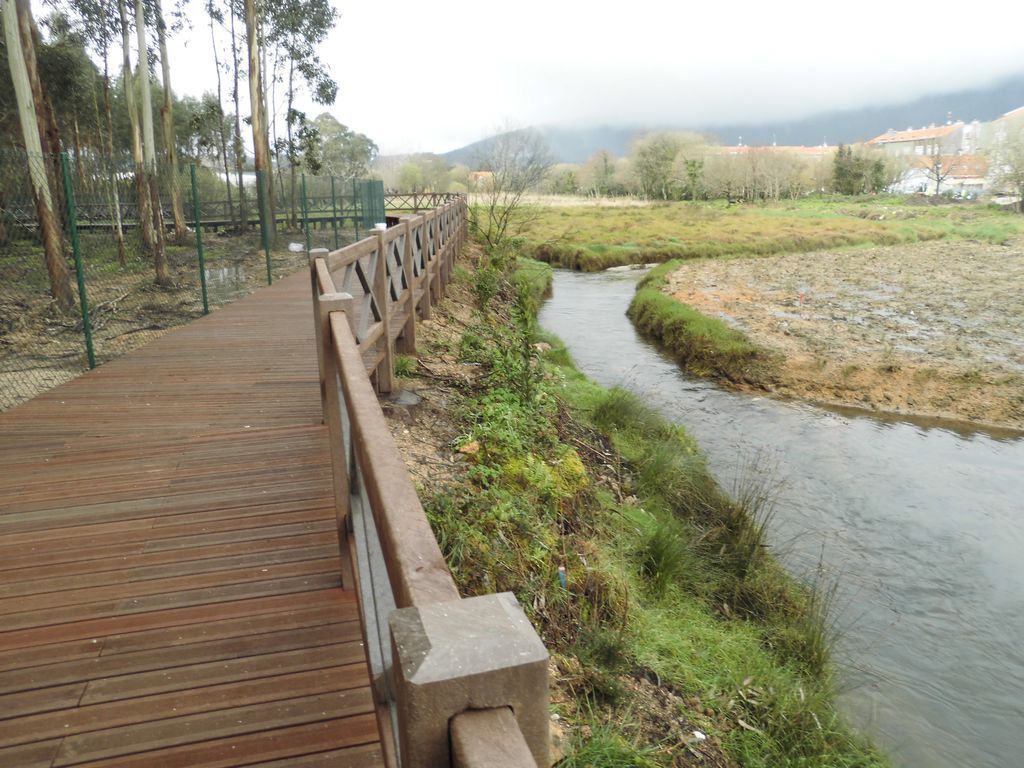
[5,0,74,310]
[154,0,186,241]
[117,0,155,253]
[229,4,247,229]
[207,0,235,229]
[135,0,170,285]
[102,64,127,265]
[244,0,274,242]
[286,56,297,228]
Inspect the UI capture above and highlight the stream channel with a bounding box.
[537,268,1024,768]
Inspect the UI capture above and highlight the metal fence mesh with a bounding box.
[0,149,373,411]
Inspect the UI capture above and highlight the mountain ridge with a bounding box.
[440,73,1024,164]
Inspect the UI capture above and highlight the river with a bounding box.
[537,268,1024,768]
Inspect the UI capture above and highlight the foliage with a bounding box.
[314,113,378,180]
[832,144,889,195]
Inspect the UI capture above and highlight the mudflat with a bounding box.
[665,238,1024,430]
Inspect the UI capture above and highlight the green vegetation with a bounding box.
[627,261,770,383]
[521,198,1023,270]
[422,249,886,766]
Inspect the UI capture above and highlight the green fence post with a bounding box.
[257,168,272,285]
[301,173,311,252]
[330,175,340,249]
[353,177,360,241]
[59,152,96,370]
[190,164,209,315]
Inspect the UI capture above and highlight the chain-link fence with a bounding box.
[0,148,381,411]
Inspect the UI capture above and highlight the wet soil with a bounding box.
[664,238,1024,430]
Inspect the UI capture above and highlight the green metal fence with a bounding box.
[0,148,378,411]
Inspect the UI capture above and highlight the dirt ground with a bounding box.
[664,238,1024,431]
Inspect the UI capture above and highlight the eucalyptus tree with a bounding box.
[153,0,186,240]
[116,0,155,254]
[263,0,336,227]
[242,0,272,239]
[66,0,127,262]
[202,0,235,227]
[127,0,169,282]
[1,0,74,308]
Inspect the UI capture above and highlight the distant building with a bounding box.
[866,123,964,157]
[711,144,834,158]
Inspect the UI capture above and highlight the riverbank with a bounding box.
[381,244,886,766]
[642,239,1024,430]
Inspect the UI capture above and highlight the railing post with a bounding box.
[190,164,209,315]
[414,216,431,322]
[389,593,549,768]
[317,287,356,591]
[397,219,416,354]
[309,249,331,416]
[60,151,96,370]
[372,229,394,393]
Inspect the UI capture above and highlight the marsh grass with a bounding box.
[520,198,1022,271]
[627,261,769,383]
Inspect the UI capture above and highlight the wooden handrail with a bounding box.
[309,196,548,768]
[329,310,460,608]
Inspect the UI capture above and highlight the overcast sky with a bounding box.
[164,0,1023,155]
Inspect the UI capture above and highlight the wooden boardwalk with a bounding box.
[0,272,383,767]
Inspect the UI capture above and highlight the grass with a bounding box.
[519,197,1022,270]
[419,245,886,767]
[627,261,771,383]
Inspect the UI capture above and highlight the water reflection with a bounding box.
[538,268,1024,768]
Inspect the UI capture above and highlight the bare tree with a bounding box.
[470,127,553,249]
[919,139,966,196]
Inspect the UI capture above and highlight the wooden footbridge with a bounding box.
[0,198,549,768]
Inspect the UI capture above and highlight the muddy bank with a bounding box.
[663,239,1024,430]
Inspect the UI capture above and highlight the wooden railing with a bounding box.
[309,195,550,768]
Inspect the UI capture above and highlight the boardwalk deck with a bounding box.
[0,272,383,767]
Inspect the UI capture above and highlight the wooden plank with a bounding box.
[67,715,381,768]
[0,623,361,697]
[54,689,375,766]
[0,589,351,652]
[0,665,368,748]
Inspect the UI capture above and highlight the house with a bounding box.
[866,122,965,157]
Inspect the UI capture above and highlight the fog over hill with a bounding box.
[442,74,1024,165]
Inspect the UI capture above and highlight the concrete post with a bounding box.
[389,593,549,768]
